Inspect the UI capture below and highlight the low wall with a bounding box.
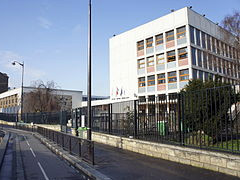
[91,132,240,177]
[36,124,61,131]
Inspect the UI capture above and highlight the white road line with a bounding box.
[30,147,36,158]
[24,136,30,147]
[38,162,49,180]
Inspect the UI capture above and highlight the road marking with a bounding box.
[38,162,49,180]
[24,136,30,147]
[30,148,36,158]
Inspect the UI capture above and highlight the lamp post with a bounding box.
[87,0,92,140]
[12,61,24,122]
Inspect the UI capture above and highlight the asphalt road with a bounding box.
[1,127,87,180]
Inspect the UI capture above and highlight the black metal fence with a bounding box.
[88,85,240,154]
[37,126,94,165]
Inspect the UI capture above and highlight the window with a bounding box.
[137,40,144,51]
[199,71,203,80]
[138,59,145,69]
[155,34,163,45]
[156,53,164,64]
[197,49,202,67]
[167,50,176,62]
[201,31,206,49]
[178,47,188,60]
[203,52,207,68]
[177,26,186,39]
[212,37,216,53]
[193,69,197,79]
[207,34,211,51]
[147,75,155,86]
[196,29,200,46]
[213,56,217,72]
[218,58,222,73]
[166,30,174,42]
[138,77,145,87]
[205,72,209,81]
[168,71,177,83]
[208,54,212,70]
[179,69,189,81]
[147,56,154,67]
[146,37,153,48]
[157,73,165,84]
[191,47,196,65]
[190,26,195,44]
[216,40,220,54]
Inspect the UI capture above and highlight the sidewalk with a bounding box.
[94,143,238,180]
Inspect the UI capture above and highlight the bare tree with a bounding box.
[23,80,62,113]
[221,11,240,51]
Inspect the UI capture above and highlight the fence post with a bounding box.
[108,104,112,134]
[177,93,182,145]
[134,100,138,138]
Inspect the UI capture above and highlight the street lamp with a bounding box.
[12,61,24,122]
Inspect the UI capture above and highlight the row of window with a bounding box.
[138,69,189,87]
[192,68,238,84]
[191,47,240,78]
[137,26,186,51]
[138,47,188,69]
[190,26,240,60]
[0,98,18,107]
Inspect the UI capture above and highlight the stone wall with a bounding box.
[91,132,240,177]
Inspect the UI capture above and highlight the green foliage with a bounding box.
[180,78,237,141]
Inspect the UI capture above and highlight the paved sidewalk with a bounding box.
[94,143,239,180]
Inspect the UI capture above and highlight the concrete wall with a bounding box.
[91,132,240,177]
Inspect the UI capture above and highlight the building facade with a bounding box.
[110,7,240,102]
[0,87,82,113]
[0,72,8,94]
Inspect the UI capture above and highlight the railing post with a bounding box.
[69,136,71,153]
[134,100,138,138]
[108,104,112,134]
[177,93,182,145]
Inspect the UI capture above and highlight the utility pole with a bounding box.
[87,0,92,140]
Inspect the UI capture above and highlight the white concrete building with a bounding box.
[0,87,82,113]
[110,7,240,102]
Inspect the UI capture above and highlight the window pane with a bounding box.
[201,31,206,49]
[192,69,197,79]
[138,77,145,87]
[157,73,165,84]
[138,59,145,69]
[178,47,188,60]
[137,40,144,51]
[167,50,176,62]
[197,49,202,67]
[147,56,154,67]
[191,47,196,65]
[146,37,153,48]
[156,34,163,45]
[168,71,177,82]
[148,75,155,86]
[207,34,211,51]
[196,29,200,46]
[177,26,186,39]
[180,69,189,81]
[166,30,174,42]
[190,26,195,44]
[156,53,164,64]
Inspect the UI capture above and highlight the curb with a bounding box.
[34,133,111,180]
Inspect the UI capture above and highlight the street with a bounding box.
[0,126,88,180]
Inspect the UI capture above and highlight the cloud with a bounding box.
[38,17,52,29]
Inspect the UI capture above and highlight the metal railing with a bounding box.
[37,126,94,165]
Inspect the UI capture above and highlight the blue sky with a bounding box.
[0,0,239,96]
